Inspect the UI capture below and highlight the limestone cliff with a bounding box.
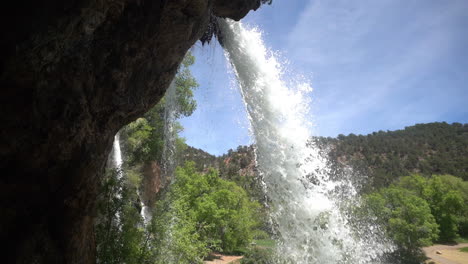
[0,1,264,263]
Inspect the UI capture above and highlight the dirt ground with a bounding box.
[202,244,468,264]
[423,243,468,264]
[204,253,243,264]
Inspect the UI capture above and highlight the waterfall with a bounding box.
[112,133,123,174]
[112,132,150,223]
[159,80,183,262]
[162,80,179,185]
[111,133,126,224]
[219,19,394,263]
[139,81,179,224]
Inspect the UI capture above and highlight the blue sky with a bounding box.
[180,0,468,156]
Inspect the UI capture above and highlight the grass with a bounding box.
[455,236,468,243]
[229,239,277,255]
[459,247,468,253]
[254,239,276,248]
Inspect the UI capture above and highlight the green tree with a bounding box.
[122,52,198,165]
[396,174,466,242]
[151,162,261,262]
[96,52,199,264]
[95,169,152,264]
[150,187,208,264]
[437,175,468,237]
[425,176,464,242]
[364,187,439,251]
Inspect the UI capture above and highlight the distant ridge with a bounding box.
[183,122,468,192]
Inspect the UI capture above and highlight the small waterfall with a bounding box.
[162,80,179,185]
[112,133,123,174]
[139,81,179,223]
[219,19,394,263]
[111,132,127,224]
[113,132,150,224]
[159,80,182,262]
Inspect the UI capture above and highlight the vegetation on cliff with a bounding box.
[95,53,263,263]
[121,53,198,166]
[95,163,261,263]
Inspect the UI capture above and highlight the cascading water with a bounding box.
[112,133,123,174]
[162,80,179,185]
[111,132,129,224]
[113,132,150,223]
[219,19,394,263]
[157,80,183,263]
[137,81,179,224]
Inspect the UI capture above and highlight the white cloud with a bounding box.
[285,0,466,136]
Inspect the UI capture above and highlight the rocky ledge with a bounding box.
[0,1,264,263]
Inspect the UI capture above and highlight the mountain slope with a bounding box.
[183,122,468,193]
[318,122,468,189]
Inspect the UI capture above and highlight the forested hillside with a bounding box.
[181,145,264,202]
[179,146,219,171]
[317,122,468,190]
[183,122,468,192]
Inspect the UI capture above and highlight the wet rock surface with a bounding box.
[0,0,261,263]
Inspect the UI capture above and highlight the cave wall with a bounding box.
[0,0,262,263]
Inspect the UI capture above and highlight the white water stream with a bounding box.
[162,80,179,185]
[112,132,150,223]
[219,19,394,264]
[112,133,123,174]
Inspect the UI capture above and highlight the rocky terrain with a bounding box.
[0,1,266,263]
